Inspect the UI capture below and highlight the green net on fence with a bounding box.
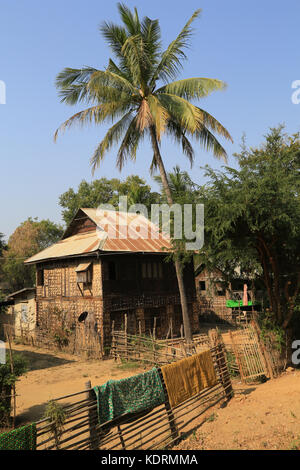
[0,423,37,450]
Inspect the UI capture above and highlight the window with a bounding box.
[199,281,206,291]
[37,269,44,286]
[21,303,28,323]
[75,262,92,284]
[142,262,163,279]
[217,289,226,297]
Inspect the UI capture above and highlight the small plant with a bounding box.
[259,310,285,353]
[43,400,66,449]
[206,412,217,423]
[290,436,300,450]
[0,352,28,426]
[226,350,239,377]
[53,327,70,349]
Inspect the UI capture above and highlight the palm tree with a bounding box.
[55,3,233,342]
[154,165,198,201]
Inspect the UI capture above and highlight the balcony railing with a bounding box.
[105,293,196,311]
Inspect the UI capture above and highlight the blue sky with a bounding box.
[1,0,300,239]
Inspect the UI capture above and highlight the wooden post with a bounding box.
[85,380,99,450]
[230,330,245,381]
[124,314,128,362]
[208,329,233,400]
[251,319,274,379]
[170,318,175,359]
[111,320,116,361]
[152,317,157,364]
[157,369,179,445]
[138,321,142,360]
[6,330,16,428]
[117,425,126,450]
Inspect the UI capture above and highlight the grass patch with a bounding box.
[116,360,141,371]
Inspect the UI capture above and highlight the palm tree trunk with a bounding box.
[150,126,192,343]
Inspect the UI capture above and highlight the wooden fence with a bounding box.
[2,321,103,360]
[111,316,278,383]
[223,321,276,381]
[34,336,232,450]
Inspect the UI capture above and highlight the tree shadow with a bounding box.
[16,403,49,425]
[11,348,75,372]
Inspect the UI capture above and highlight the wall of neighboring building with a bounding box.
[8,292,36,337]
[195,268,233,323]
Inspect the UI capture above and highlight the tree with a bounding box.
[0,233,7,298]
[0,234,5,257]
[3,219,64,292]
[55,4,232,341]
[198,126,300,330]
[59,175,160,225]
[154,165,199,203]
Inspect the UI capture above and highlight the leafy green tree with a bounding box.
[199,126,300,330]
[154,165,199,203]
[59,175,160,225]
[0,233,7,278]
[0,234,5,257]
[55,4,232,341]
[3,219,64,292]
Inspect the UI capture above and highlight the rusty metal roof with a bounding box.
[25,208,172,264]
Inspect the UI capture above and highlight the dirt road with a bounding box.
[175,369,300,450]
[10,343,300,450]
[11,343,145,425]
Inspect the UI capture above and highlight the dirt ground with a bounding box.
[8,343,300,450]
[10,343,145,425]
[174,369,300,451]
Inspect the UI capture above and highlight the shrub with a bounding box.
[0,352,28,426]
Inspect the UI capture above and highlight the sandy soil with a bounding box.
[174,369,300,450]
[8,343,300,450]
[9,343,145,425]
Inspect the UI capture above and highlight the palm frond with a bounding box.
[141,17,161,67]
[90,111,133,173]
[88,69,136,95]
[55,67,98,104]
[167,119,195,167]
[121,34,148,87]
[150,9,201,85]
[156,77,227,100]
[106,58,132,82]
[156,92,202,134]
[99,21,128,60]
[195,107,233,142]
[193,125,228,162]
[54,100,132,141]
[118,2,141,35]
[150,153,158,175]
[116,115,142,170]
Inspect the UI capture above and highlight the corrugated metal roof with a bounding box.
[75,262,92,272]
[25,209,172,264]
[6,287,36,299]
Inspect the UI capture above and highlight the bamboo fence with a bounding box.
[34,336,232,451]
[111,316,277,383]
